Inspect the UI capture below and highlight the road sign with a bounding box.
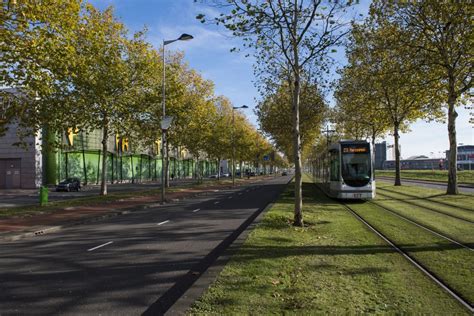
[263,155,269,161]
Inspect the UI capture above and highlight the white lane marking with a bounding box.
[157,220,170,226]
[214,201,220,205]
[87,241,113,252]
[228,196,232,199]
[192,208,200,213]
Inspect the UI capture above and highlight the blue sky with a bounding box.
[88,0,472,158]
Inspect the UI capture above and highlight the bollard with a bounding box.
[39,186,48,206]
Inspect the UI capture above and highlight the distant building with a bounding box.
[387,143,401,160]
[374,141,387,170]
[383,155,445,170]
[445,145,474,171]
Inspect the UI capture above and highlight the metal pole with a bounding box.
[232,108,236,186]
[161,41,166,204]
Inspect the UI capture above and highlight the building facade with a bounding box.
[0,123,218,189]
[374,141,387,170]
[445,145,474,170]
[0,123,42,189]
[383,155,445,170]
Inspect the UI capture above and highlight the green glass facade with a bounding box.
[47,129,218,185]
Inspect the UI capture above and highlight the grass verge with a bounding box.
[189,174,468,314]
[0,176,268,218]
[376,170,474,185]
[376,181,473,211]
[348,201,474,303]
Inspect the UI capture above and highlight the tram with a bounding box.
[312,140,375,200]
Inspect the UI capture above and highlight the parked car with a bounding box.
[56,178,81,192]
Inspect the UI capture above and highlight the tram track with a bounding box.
[377,186,473,213]
[312,182,474,313]
[367,199,473,251]
[342,202,474,313]
[375,191,474,224]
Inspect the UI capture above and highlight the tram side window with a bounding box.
[330,151,340,181]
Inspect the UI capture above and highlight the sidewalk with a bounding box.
[0,177,270,242]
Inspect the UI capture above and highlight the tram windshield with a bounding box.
[341,144,371,187]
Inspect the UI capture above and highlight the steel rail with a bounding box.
[312,183,474,313]
[377,186,473,213]
[368,199,473,252]
[375,191,474,224]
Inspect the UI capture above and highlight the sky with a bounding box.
[88,0,473,159]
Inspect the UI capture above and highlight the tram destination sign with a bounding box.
[342,146,368,154]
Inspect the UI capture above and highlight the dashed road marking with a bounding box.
[87,241,113,252]
[192,208,200,213]
[214,201,220,205]
[157,220,170,226]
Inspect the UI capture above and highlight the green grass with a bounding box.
[376,185,474,223]
[376,182,474,212]
[348,201,474,303]
[189,174,468,314]
[376,170,474,185]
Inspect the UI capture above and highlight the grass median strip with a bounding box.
[348,201,474,304]
[371,196,474,245]
[189,176,468,314]
[376,170,474,185]
[377,182,474,212]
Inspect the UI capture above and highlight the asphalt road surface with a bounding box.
[0,175,291,315]
[0,178,211,208]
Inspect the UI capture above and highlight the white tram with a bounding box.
[312,140,375,200]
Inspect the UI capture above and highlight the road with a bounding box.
[0,178,214,208]
[0,175,291,315]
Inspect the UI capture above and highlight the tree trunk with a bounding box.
[217,158,221,180]
[394,124,401,186]
[100,120,109,195]
[446,85,459,195]
[239,161,243,178]
[292,71,303,227]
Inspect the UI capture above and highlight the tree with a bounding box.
[256,80,326,162]
[70,5,152,195]
[199,0,354,225]
[334,65,391,148]
[345,22,442,186]
[1,0,82,140]
[205,96,233,179]
[371,1,472,194]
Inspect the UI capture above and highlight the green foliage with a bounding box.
[2,0,278,193]
[256,81,327,162]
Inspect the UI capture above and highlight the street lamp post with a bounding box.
[232,105,248,186]
[161,33,193,204]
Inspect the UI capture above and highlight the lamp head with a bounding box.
[178,33,193,41]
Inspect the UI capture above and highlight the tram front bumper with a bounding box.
[339,191,375,200]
